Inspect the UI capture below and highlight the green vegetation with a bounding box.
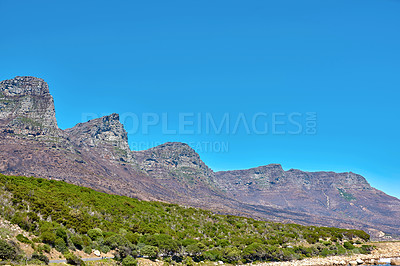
[0,239,20,260]
[0,174,371,264]
[16,233,33,244]
[337,188,356,201]
[11,116,44,130]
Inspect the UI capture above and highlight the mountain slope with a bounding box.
[0,173,372,264]
[215,165,400,237]
[0,76,399,239]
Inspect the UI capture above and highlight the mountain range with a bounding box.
[0,76,399,239]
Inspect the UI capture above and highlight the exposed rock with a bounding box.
[391,259,400,265]
[135,142,215,185]
[65,113,133,162]
[0,76,58,135]
[355,258,364,264]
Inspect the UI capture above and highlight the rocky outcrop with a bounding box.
[135,142,215,184]
[0,76,58,135]
[65,113,133,162]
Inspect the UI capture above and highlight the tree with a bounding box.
[122,256,138,266]
[344,242,355,250]
[88,228,103,241]
[41,231,57,245]
[243,242,266,261]
[223,246,241,263]
[141,245,158,259]
[65,253,85,266]
[0,239,18,260]
[31,253,50,265]
[55,238,68,253]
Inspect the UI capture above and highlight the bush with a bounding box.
[182,256,195,266]
[122,255,138,266]
[17,233,32,244]
[83,245,92,254]
[56,227,68,241]
[141,245,158,259]
[243,242,266,261]
[360,245,373,254]
[343,242,355,250]
[55,237,68,253]
[32,253,50,265]
[203,249,222,261]
[0,239,18,260]
[37,244,51,253]
[88,228,103,241]
[223,246,241,263]
[70,235,84,250]
[65,252,85,266]
[41,231,57,245]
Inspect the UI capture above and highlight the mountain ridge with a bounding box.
[0,76,399,239]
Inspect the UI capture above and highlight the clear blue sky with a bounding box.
[1,0,399,198]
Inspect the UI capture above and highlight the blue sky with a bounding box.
[1,0,399,198]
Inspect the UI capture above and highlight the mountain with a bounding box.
[0,76,399,239]
[215,165,400,238]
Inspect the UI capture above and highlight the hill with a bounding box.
[0,173,372,264]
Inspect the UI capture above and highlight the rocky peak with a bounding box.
[134,142,215,184]
[0,76,50,96]
[65,113,132,161]
[136,142,205,166]
[333,171,371,188]
[0,76,58,134]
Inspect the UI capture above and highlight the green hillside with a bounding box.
[0,174,372,265]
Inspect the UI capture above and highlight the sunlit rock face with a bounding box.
[0,76,58,135]
[65,113,133,162]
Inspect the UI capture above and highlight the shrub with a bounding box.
[41,231,57,245]
[88,228,103,241]
[83,245,92,254]
[71,235,84,250]
[0,239,18,260]
[203,249,222,261]
[17,233,32,244]
[37,244,51,253]
[55,237,68,253]
[125,231,139,245]
[182,256,195,266]
[343,242,355,250]
[141,245,158,259]
[360,245,373,254]
[32,253,50,265]
[122,255,138,266]
[65,252,85,266]
[223,246,241,263]
[56,227,68,241]
[243,242,266,261]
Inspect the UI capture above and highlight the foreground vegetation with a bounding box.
[0,174,372,265]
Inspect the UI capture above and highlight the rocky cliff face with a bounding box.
[0,76,399,239]
[0,77,58,135]
[135,142,215,184]
[215,165,400,238]
[65,113,133,162]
